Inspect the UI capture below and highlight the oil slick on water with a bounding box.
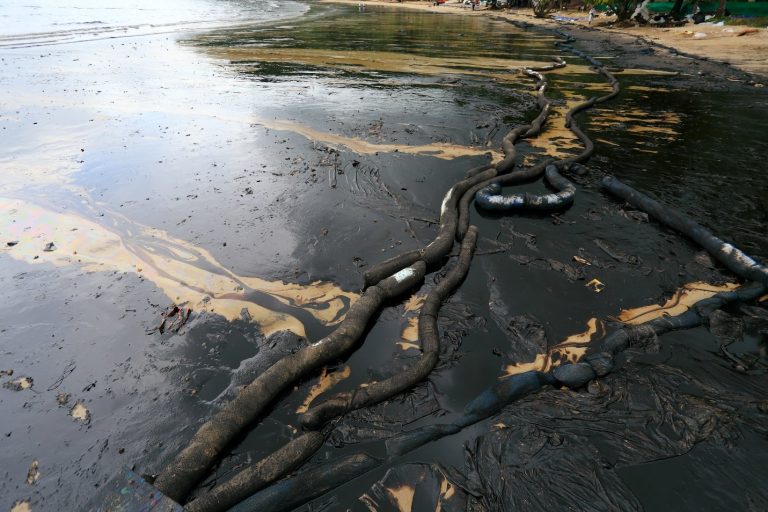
[504,281,738,377]
[0,198,358,338]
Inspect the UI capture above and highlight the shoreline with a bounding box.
[323,0,767,84]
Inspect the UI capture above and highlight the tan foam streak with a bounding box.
[0,198,358,337]
[502,281,739,377]
[254,117,501,162]
[296,365,352,413]
[210,47,554,81]
[397,316,421,351]
[386,484,416,512]
[503,317,603,377]
[523,88,604,159]
[614,281,738,325]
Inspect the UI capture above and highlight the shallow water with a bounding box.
[1,2,767,511]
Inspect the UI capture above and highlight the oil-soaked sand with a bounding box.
[1,2,767,511]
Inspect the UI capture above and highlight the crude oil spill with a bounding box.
[251,116,502,162]
[2,1,768,511]
[616,281,739,324]
[0,198,357,337]
[503,317,604,377]
[296,364,352,413]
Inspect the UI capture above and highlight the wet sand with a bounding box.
[334,0,768,80]
[2,1,767,511]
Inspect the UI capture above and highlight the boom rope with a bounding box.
[188,37,623,512]
[154,261,427,501]
[300,226,479,430]
[151,27,764,512]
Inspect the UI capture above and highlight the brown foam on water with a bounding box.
[403,294,426,315]
[614,281,738,325]
[614,68,680,76]
[589,108,681,140]
[0,198,358,337]
[436,476,456,512]
[397,317,421,352]
[386,484,416,512]
[209,47,558,82]
[503,282,739,377]
[296,365,352,413]
[626,85,673,93]
[396,293,426,351]
[253,117,502,162]
[523,88,607,159]
[503,317,604,377]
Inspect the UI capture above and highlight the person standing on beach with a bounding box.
[587,6,597,24]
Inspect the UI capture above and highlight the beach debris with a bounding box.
[614,282,739,324]
[43,242,56,252]
[693,32,708,39]
[47,360,76,391]
[70,402,91,424]
[737,28,760,37]
[586,278,605,293]
[56,393,71,406]
[509,255,585,282]
[618,209,649,223]
[594,238,641,265]
[148,304,191,334]
[26,460,40,485]
[6,240,19,247]
[0,369,12,376]
[573,255,591,266]
[4,376,33,391]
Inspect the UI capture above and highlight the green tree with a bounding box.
[715,0,727,17]
[593,0,640,21]
[532,0,559,17]
[670,0,686,18]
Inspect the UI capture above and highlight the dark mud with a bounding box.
[1,2,767,511]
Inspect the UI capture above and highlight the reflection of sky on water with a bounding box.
[0,0,304,40]
[0,1,306,195]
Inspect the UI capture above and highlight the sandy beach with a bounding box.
[329,0,768,80]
